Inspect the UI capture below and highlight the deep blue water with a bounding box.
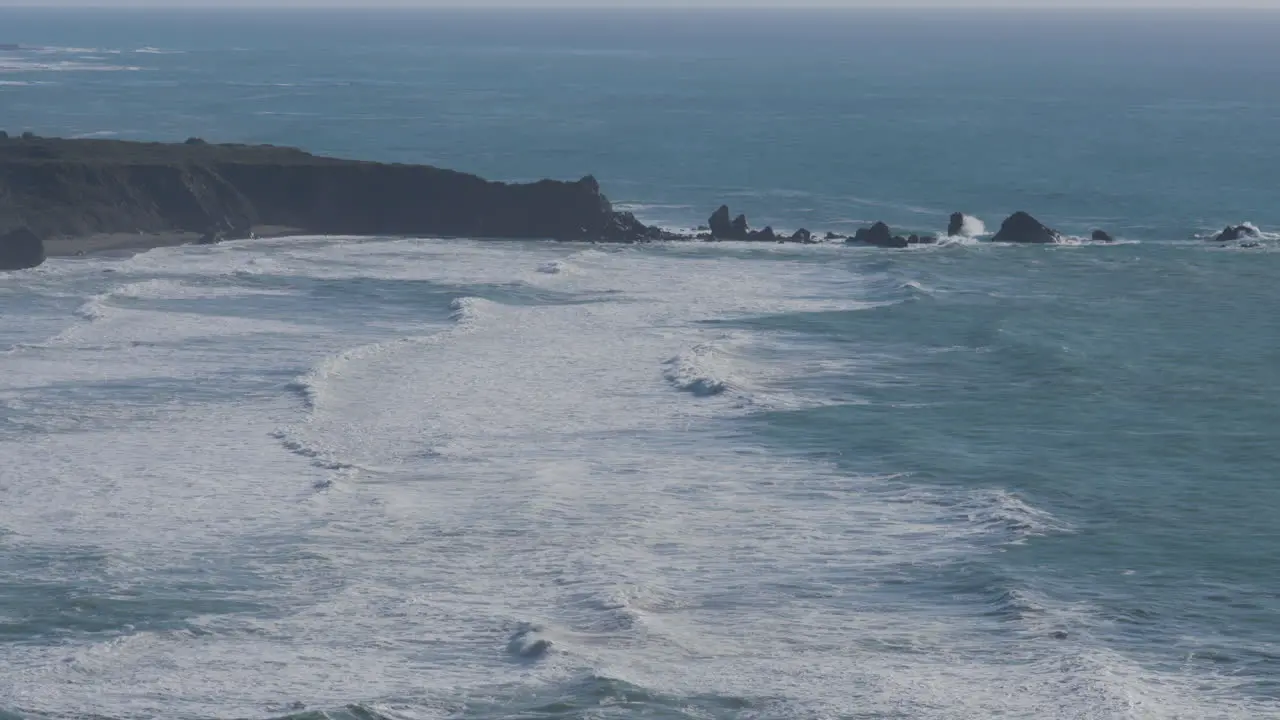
[2,9,1279,720]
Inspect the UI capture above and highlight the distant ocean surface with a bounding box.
[2,9,1280,719]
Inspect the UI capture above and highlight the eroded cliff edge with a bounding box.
[0,135,653,269]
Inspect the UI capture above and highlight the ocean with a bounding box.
[2,8,1279,719]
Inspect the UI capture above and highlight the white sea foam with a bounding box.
[663,341,739,398]
[957,213,987,237]
[0,237,1266,720]
[0,59,141,73]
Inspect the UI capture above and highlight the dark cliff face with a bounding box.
[0,137,648,257]
[213,163,616,240]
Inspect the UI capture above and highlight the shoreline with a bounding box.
[42,225,307,259]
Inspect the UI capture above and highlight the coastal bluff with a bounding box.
[0,135,651,269]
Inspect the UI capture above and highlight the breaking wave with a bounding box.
[663,342,738,397]
[949,214,988,238]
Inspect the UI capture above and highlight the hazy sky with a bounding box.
[1,0,1278,7]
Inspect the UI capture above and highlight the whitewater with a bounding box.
[0,235,1272,720]
[4,7,1280,717]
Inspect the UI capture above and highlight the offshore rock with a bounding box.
[849,222,908,248]
[1091,229,1115,243]
[992,212,1062,244]
[947,212,966,237]
[1213,224,1259,243]
[0,226,44,270]
[707,205,749,240]
[0,136,656,267]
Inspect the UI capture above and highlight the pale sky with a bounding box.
[1,0,1278,7]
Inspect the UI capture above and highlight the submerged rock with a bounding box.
[1213,224,1260,243]
[1091,229,1115,243]
[909,234,938,245]
[992,212,1062,244]
[0,226,44,270]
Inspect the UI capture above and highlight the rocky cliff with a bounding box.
[0,136,653,269]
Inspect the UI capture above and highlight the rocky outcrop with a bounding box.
[708,205,733,239]
[947,212,966,237]
[992,212,1062,244]
[0,136,657,267]
[707,205,751,240]
[1213,224,1259,243]
[848,222,908,248]
[790,228,812,244]
[1091,229,1114,243]
[0,226,44,270]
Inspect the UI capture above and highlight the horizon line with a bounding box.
[2,3,1280,10]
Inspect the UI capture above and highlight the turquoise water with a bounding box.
[2,9,1279,719]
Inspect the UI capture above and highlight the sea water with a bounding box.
[1,9,1278,719]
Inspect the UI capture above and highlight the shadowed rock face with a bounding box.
[992,212,1061,244]
[708,205,733,238]
[0,227,44,270]
[707,205,752,240]
[0,136,653,263]
[947,212,966,237]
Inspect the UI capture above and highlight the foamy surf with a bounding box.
[1,235,1274,720]
[663,339,744,398]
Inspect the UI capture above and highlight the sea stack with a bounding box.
[708,205,749,240]
[1213,224,1260,243]
[992,212,1062,244]
[708,205,733,239]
